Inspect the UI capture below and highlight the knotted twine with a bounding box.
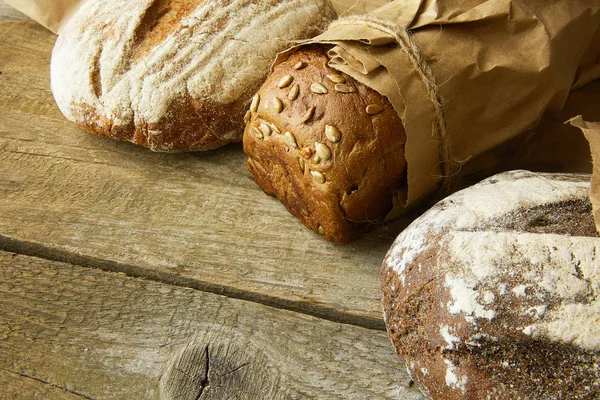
[329,14,459,193]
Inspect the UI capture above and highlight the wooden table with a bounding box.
[0,3,424,398]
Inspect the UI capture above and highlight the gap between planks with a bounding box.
[0,234,386,331]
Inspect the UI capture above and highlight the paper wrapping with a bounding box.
[274,0,600,217]
[4,0,83,33]
[570,117,600,234]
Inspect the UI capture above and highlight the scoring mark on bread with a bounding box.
[132,0,197,60]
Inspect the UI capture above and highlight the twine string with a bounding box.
[329,15,457,190]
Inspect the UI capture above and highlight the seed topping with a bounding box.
[311,82,328,94]
[366,104,383,115]
[310,170,325,184]
[327,73,345,84]
[272,97,283,113]
[243,110,251,124]
[288,83,300,101]
[284,131,298,149]
[318,225,325,235]
[300,147,313,159]
[302,106,316,122]
[315,142,332,161]
[293,61,306,70]
[259,123,271,137]
[269,122,280,134]
[299,157,306,172]
[250,94,260,112]
[325,125,341,143]
[252,127,263,139]
[278,74,293,88]
[334,84,356,93]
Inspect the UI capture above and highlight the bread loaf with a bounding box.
[51,0,336,151]
[243,45,407,244]
[381,170,600,399]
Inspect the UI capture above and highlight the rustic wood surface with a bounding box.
[0,250,424,399]
[0,2,419,330]
[0,3,424,398]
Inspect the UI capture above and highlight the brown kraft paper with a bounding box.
[570,116,600,234]
[4,0,83,33]
[274,0,600,218]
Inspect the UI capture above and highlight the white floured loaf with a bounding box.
[50,0,336,151]
[382,170,599,399]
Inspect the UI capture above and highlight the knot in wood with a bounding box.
[160,338,280,399]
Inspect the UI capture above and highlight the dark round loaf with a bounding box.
[243,45,407,244]
[382,170,600,399]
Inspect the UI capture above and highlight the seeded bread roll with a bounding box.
[51,0,336,152]
[243,45,407,244]
[382,171,600,399]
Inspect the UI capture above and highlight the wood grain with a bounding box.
[0,8,418,328]
[0,2,28,23]
[0,250,425,399]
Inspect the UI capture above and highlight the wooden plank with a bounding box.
[0,9,416,328]
[0,250,424,399]
[0,369,86,400]
[0,2,29,23]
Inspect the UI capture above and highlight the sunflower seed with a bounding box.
[243,110,251,124]
[300,147,313,159]
[293,61,306,70]
[272,97,283,113]
[302,106,316,122]
[288,83,300,101]
[269,122,280,134]
[318,225,325,235]
[315,142,332,161]
[366,104,383,115]
[252,127,263,139]
[311,82,328,94]
[250,94,260,112]
[325,125,341,143]
[299,157,306,172]
[327,73,345,84]
[278,74,293,88]
[284,131,298,149]
[310,170,325,184]
[334,84,355,93]
[313,155,321,164]
[259,123,272,137]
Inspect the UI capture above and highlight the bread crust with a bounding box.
[243,45,407,244]
[51,0,336,151]
[382,171,600,399]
